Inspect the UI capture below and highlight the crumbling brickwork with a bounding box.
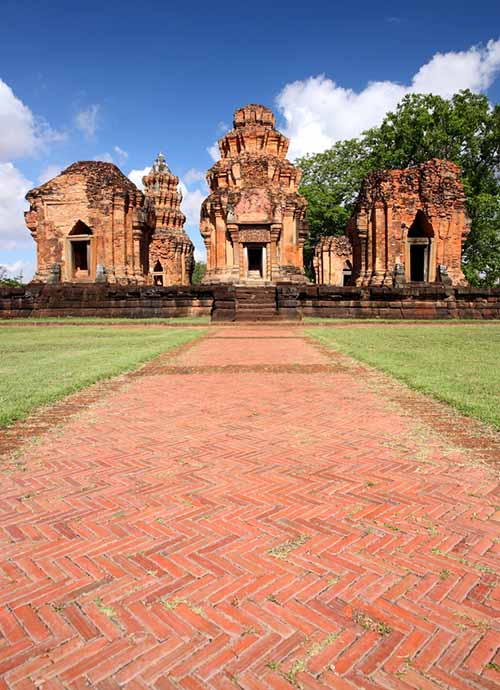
[25,162,155,284]
[313,235,353,285]
[200,104,309,284]
[347,159,470,287]
[143,153,194,286]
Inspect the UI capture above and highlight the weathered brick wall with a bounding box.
[299,286,500,319]
[1,284,499,320]
[0,284,213,319]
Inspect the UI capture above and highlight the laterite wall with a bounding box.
[0,284,213,319]
[1,283,500,320]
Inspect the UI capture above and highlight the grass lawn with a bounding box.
[307,324,500,429]
[0,326,204,427]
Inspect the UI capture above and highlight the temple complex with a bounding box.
[200,104,309,284]
[143,153,194,286]
[346,159,470,287]
[313,236,353,286]
[25,156,194,286]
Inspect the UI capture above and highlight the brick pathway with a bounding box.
[1,327,499,689]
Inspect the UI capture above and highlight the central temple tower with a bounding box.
[200,104,309,284]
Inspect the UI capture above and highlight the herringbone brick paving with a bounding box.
[1,326,499,689]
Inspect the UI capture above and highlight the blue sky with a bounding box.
[1,0,500,278]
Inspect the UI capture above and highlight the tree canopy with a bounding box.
[296,90,500,286]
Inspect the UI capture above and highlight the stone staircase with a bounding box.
[234,286,278,321]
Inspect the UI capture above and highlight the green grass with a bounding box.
[307,325,500,429]
[0,326,205,427]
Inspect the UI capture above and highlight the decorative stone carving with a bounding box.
[347,159,470,287]
[143,153,194,286]
[200,104,309,284]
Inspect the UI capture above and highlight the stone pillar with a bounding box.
[228,224,240,279]
[270,223,281,280]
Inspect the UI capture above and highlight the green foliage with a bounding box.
[192,261,206,284]
[0,266,24,287]
[308,325,500,429]
[297,90,500,285]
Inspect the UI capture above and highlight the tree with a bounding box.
[0,266,24,287]
[296,139,372,269]
[191,261,206,284]
[297,90,500,286]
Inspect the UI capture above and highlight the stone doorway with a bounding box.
[406,210,435,283]
[410,243,428,281]
[247,245,264,280]
[72,241,90,274]
[68,220,94,280]
[152,260,164,286]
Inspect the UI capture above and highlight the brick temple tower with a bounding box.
[347,159,470,287]
[25,161,154,284]
[200,104,309,284]
[143,153,194,286]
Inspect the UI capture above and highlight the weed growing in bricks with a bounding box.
[268,534,310,560]
[94,598,116,619]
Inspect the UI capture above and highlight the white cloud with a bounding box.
[0,162,32,250]
[183,168,206,185]
[127,166,151,190]
[114,145,128,163]
[93,152,114,163]
[0,78,64,161]
[0,259,34,282]
[75,104,100,138]
[0,79,36,161]
[179,181,205,227]
[207,142,219,162]
[277,38,500,159]
[194,247,206,262]
[37,163,62,185]
[216,120,229,134]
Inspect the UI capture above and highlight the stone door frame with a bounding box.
[65,234,96,282]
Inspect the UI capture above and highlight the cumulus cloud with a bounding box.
[114,146,128,164]
[0,78,64,161]
[75,104,100,138]
[277,38,500,159]
[179,182,206,227]
[93,152,114,163]
[0,259,34,281]
[0,163,33,250]
[127,166,151,190]
[183,168,206,185]
[37,164,62,185]
[207,142,219,162]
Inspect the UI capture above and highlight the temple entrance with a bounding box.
[73,241,89,272]
[410,244,426,281]
[406,210,434,283]
[247,245,264,279]
[68,221,93,280]
[152,260,164,286]
[343,260,352,286]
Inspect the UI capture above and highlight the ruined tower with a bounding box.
[200,104,309,284]
[347,159,470,286]
[25,161,154,284]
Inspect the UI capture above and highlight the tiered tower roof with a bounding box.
[206,104,301,193]
[143,153,186,234]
